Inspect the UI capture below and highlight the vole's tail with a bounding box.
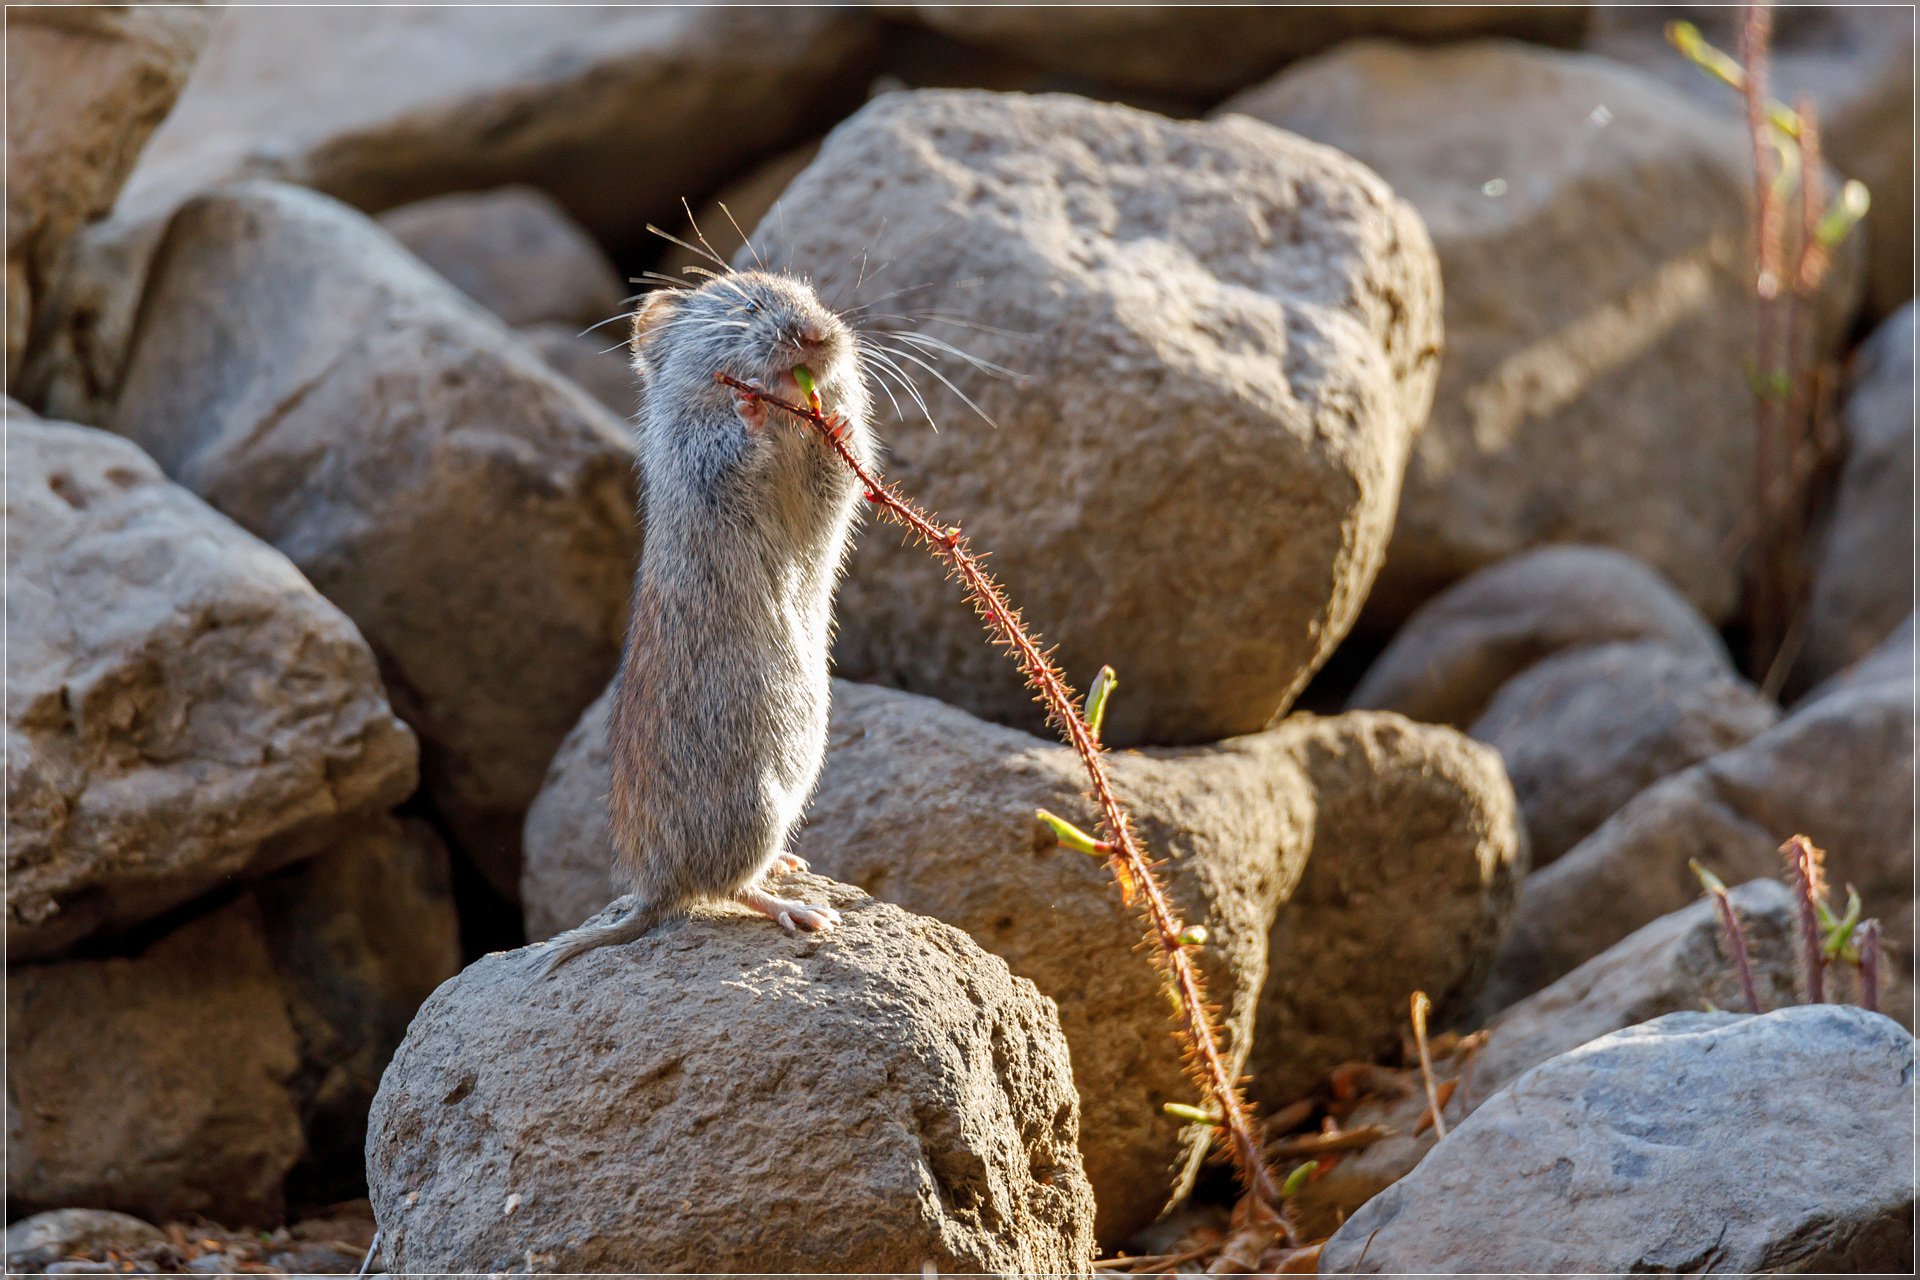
[539,899,672,976]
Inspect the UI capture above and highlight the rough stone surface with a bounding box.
[6,4,215,381]
[367,876,1095,1274]
[1487,668,1915,1009]
[1227,40,1862,624]
[6,897,306,1226]
[1809,612,1916,707]
[1249,712,1526,1107]
[910,5,1587,96]
[6,411,416,959]
[1349,545,1730,728]
[377,186,624,329]
[515,323,636,421]
[755,90,1442,746]
[1470,642,1778,866]
[1591,3,1915,320]
[1321,1007,1918,1274]
[109,182,639,898]
[117,6,877,246]
[5,1211,164,1273]
[1804,302,1916,685]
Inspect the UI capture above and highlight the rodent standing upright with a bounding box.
[542,270,873,972]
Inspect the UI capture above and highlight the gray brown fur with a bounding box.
[542,271,874,972]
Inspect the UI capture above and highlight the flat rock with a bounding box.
[377,186,624,329]
[6,411,416,958]
[1248,711,1525,1107]
[6,4,214,381]
[1321,1006,1917,1274]
[1226,40,1862,624]
[1470,642,1778,866]
[1487,668,1915,1008]
[5,1211,164,1274]
[753,89,1442,746]
[7,897,305,1226]
[1349,545,1729,728]
[1804,303,1916,685]
[1591,3,1914,320]
[117,6,877,247]
[909,6,1587,96]
[108,181,639,898]
[367,875,1095,1274]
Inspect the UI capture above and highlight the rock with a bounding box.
[1591,4,1915,319]
[6,4,215,381]
[1349,545,1730,728]
[376,186,624,329]
[658,140,819,278]
[1808,612,1916,706]
[7,897,305,1225]
[367,876,1095,1274]
[514,323,635,421]
[1225,40,1862,625]
[117,6,878,246]
[5,1211,163,1274]
[524,681,1522,1240]
[6,411,416,958]
[108,182,639,899]
[909,6,1588,96]
[1248,712,1526,1108]
[754,89,1443,746]
[1487,668,1914,1008]
[1803,303,1916,685]
[253,817,462,1204]
[1470,642,1778,866]
[525,679,1305,1241]
[1321,1006,1917,1274]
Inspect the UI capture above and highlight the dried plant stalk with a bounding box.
[1690,859,1765,1014]
[1782,834,1830,1004]
[718,372,1282,1211]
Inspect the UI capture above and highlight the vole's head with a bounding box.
[629,270,860,414]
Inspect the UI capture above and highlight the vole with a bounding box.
[543,270,873,972]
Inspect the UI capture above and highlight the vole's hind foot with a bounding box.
[765,852,808,876]
[737,886,840,934]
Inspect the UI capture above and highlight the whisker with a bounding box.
[858,339,938,432]
[717,201,766,273]
[644,221,728,270]
[679,199,734,274]
[866,339,998,429]
[886,330,1023,381]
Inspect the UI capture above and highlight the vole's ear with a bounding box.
[629,290,683,359]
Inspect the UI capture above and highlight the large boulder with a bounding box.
[5,4,215,381]
[376,185,625,330]
[1247,712,1525,1107]
[6,411,416,958]
[1470,642,1777,866]
[1487,664,1914,1008]
[367,876,1095,1274]
[1591,3,1915,320]
[115,6,877,246]
[1803,303,1916,685]
[107,182,639,898]
[1226,40,1862,624]
[523,681,1521,1241]
[909,6,1587,96]
[1349,545,1729,728]
[6,897,305,1226]
[752,89,1443,746]
[1321,1007,1917,1274]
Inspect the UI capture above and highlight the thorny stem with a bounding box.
[1709,885,1765,1015]
[1783,835,1829,1004]
[717,371,1283,1214]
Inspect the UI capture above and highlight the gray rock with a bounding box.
[7,411,416,958]
[1227,40,1862,625]
[1591,3,1914,320]
[514,323,635,422]
[753,89,1442,747]
[1321,1006,1917,1274]
[117,6,878,245]
[1487,672,1914,1008]
[6,896,306,1225]
[367,875,1095,1274]
[1807,612,1916,706]
[910,5,1587,96]
[6,4,215,382]
[1349,545,1730,728]
[1804,303,1916,685]
[1249,711,1526,1108]
[108,181,639,899]
[5,1210,163,1274]
[377,186,624,329]
[1470,642,1778,866]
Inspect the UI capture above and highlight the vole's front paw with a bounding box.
[766,852,809,876]
[732,385,769,434]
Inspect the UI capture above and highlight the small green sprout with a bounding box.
[1280,1160,1318,1197]
[1035,808,1110,856]
[1084,664,1118,737]
[1162,1102,1220,1125]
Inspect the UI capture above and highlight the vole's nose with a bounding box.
[793,320,827,352]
